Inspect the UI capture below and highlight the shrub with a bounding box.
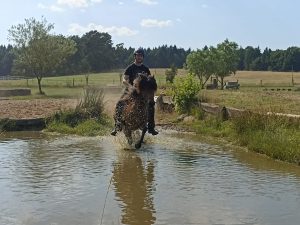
[165,65,177,83]
[76,86,105,119]
[46,86,111,136]
[172,73,201,113]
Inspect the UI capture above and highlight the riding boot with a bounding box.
[147,101,159,135]
[111,101,124,136]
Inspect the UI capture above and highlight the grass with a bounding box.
[199,71,300,114]
[182,111,300,165]
[2,69,300,115]
[0,69,174,89]
[231,112,300,164]
[200,89,300,114]
[0,69,173,99]
[227,70,300,87]
[45,86,112,136]
[46,118,111,136]
[2,69,300,163]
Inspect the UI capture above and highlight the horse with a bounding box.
[114,73,157,149]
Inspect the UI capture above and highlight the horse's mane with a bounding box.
[122,73,157,100]
[146,75,158,92]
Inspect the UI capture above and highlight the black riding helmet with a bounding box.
[134,47,145,57]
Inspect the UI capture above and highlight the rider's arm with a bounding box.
[122,74,133,89]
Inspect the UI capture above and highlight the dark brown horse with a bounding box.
[114,73,157,149]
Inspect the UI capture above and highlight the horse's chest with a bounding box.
[124,100,148,128]
[128,102,147,117]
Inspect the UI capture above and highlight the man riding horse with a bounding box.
[111,47,159,136]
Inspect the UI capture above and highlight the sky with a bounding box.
[1,0,300,50]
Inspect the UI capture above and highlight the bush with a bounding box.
[76,86,105,119]
[165,65,177,83]
[172,73,201,113]
[46,86,111,136]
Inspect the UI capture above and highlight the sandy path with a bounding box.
[0,93,121,120]
[0,99,78,119]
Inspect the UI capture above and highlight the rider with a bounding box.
[111,47,159,136]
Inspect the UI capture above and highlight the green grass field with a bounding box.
[228,70,300,87]
[0,69,171,89]
[2,70,299,164]
[1,69,300,114]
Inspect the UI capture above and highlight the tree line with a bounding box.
[237,46,300,72]
[0,31,189,77]
[2,20,300,78]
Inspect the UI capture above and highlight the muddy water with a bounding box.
[1,131,300,225]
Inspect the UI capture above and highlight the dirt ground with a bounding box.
[0,98,78,119]
[0,94,120,120]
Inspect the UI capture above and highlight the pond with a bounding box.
[1,131,300,225]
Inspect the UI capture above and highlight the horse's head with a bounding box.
[133,73,157,97]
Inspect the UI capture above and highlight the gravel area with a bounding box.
[0,99,78,119]
[0,93,120,120]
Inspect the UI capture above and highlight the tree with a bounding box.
[244,46,261,70]
[0,45,14,76]
[8,17,76,94]
[186,47,214,88]
[61,35,86,75]
[282,47,300,71]
[114,43,134,69]
[81,30,114,72]
[236,47,245,70]
[214,39,239,89]
[269,50,285,71]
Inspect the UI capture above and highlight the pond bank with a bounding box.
[0,118,46,131]
[1,98,299,167]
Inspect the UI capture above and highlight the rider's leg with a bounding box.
[147,101,159,135]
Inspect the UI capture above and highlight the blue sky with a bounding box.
[1,0,300,50]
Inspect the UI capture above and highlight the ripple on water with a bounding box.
[1,132,300,225]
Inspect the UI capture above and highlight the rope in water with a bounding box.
[100,173,114,225]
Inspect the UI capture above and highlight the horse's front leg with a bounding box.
[135,126,147,149]
[124,128,133,145]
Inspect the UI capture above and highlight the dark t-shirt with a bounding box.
[124,63,151,85]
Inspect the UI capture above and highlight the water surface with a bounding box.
[1,131,300,225]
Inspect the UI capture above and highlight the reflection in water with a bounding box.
[232,145,300,177]
[1,132,300,225]
[0,135,111,225]
[112,151,156,225]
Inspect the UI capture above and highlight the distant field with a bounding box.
[1,70,300,114]
[226,71,300,87]
[0,72,122,88]
[203,71,300,114]
[0,69,174,89]
[1,70,299,88]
